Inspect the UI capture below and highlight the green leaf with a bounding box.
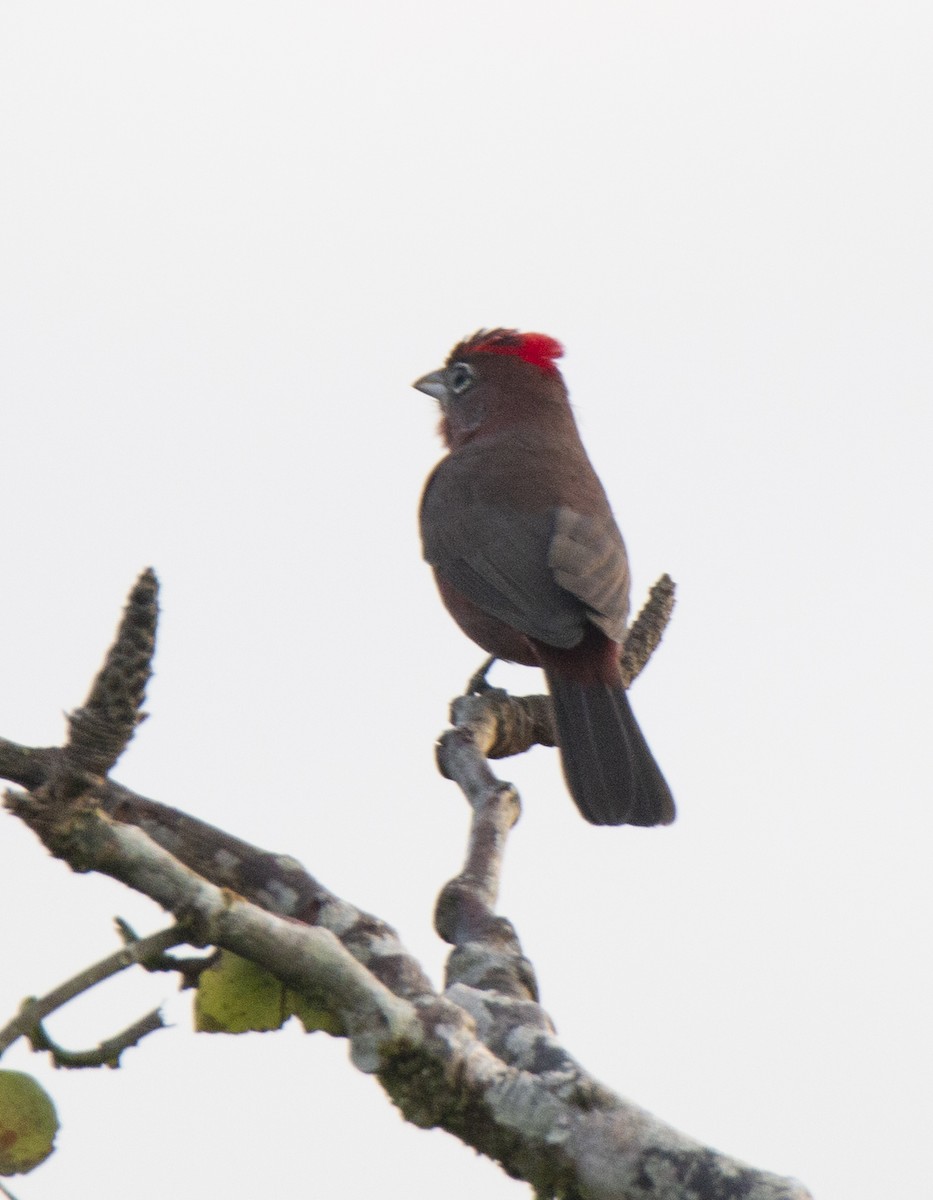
[194,951,343,1036]
[195,952,287,1033]
[0,1070,59,1176]
[285,990,343,1036]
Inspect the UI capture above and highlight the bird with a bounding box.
[413,328,674,827]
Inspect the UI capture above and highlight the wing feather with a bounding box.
[420,452,631,649]
[425,501,584,646]
[549,507,630,641]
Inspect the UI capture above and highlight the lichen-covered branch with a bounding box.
[434,709,538,1005]
[419,655,811,1199]
[0,570,811,1200]
[5,789,418,1073]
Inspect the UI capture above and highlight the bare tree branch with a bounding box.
[0,924,184,1059]
[0,571,812,1200]
[4,790,418,1072]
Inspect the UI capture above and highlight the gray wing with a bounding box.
[421,469,630,649]
[548,506,631,642]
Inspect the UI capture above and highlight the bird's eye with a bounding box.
[447,362,475,395]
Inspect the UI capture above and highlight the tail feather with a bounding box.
[546,672,675,827]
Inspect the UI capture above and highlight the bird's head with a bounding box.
[413,329,567,449]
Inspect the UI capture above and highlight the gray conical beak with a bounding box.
[412,369,450,403]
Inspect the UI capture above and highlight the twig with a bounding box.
[0,924,185,1058]
[28,1009,166,1070]
[115,918,218,988]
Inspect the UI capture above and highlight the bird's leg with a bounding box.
[465,655,497,696]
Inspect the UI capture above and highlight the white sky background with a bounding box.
[0,3,930,1197]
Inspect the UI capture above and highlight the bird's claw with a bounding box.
[466,656,497,695]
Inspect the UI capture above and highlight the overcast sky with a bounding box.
[1,4,930,1198]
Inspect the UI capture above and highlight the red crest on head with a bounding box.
[448,329,565,377]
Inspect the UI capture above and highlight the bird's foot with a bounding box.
[465,656,497,695]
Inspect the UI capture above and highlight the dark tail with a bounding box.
[546,672,675,827]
